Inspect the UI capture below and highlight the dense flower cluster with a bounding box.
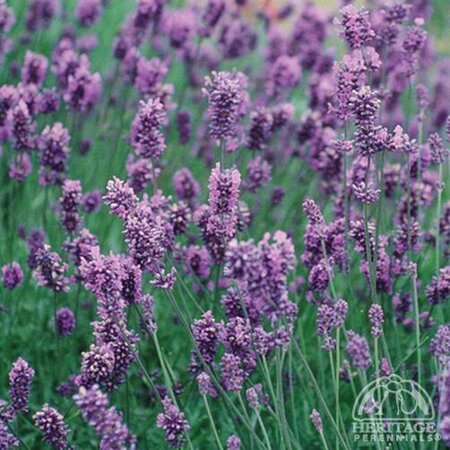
[2,0,450,447]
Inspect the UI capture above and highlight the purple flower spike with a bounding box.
[9,357,35,415]
[368,304,384,338]
[156,397,190,448]
[131,98,166,160]
[104,177,138,220]
[33,404,70,450]
[202,70,248,143]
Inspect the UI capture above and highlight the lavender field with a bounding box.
[1,0,450,448]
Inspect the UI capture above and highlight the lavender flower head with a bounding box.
[131,98,166,159]
[430,325,450,365]
[76,0,102,26]
[266,55,301,99]
[9,357,35,414]
[82,190,102,213]
[64,62,102,112]
[172,168,200,205]
[368,304,384,338]
[197,372,218,398]
[56,307,76,336]
[346,330,371,371]
[156,397,190,448]
[21,51,48,87]
[2,261,23,289]
[353,182,380,204]
[33,244,69,292]
[428,133,448,164]
[227,435,241,450]
[335,4,375,49]
[104,177,138,220]
[202,70,248,143]
[37,122,70,186]
[60,179,82,235]
[33,404,70,450]
[0,0,15,33]
[310,409,323,433]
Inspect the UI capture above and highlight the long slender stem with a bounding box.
[203,395,224,450]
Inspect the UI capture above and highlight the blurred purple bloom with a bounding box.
[21,51,48,86]
[2,261,23,289]
[74,384,136,449]
[76,0,102,26]
[56,307,76,336]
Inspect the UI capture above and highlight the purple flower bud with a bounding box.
[63,63,102,112]
[60,179,82,234]
[197,372,217,398]
[346,330,371,371]
[37,122,70,186]
[21,51,48,87]
[266,55,301,99]
[56,307,76,336]
[76,0,102,26]
[172,168,200,205]
[245,156,272,192]
[26,0,57,32]
[247,107,273,151]
[428,133,447,164]
[200,0,225,38]
[368,304,384,338]
[82,190,102,213]
[2,262,23,289]
[176,110,192,145]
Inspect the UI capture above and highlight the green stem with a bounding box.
[203,395,224,450]
[411,269,422,388]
